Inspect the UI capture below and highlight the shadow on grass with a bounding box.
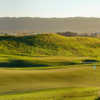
[57,61,79,66]
[82,59,99,64]
[0,60,49,68]
[0,59,81,68]
[96,97,100,100]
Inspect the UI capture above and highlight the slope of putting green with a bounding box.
[0,88,99,100]
[0,34,100,57]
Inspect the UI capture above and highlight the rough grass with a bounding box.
[0,34,100,57]
[1,34,100,100]
[0,34,100,100]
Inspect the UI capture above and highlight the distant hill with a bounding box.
[1,17,100,33]
[0,34,100,57]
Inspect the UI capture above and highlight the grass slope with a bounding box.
[1,64,100,94]
[0,88,99,100]
[0,55,100,99]
[0,60,100,100]
[0,34,100,57]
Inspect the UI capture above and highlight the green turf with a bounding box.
[0,56,99,99]
[0,87,99,100]
[0,55,99,69]
[0,34,100,99]
[0,34,100,57]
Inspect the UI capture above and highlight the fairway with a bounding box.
[0,55,100,100]
[0,87,99,100]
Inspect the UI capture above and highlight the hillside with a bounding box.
[1,17,100,33]
[0,34,100,57]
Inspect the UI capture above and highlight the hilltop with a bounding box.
[0,33,100,57]
[1,17,100,33]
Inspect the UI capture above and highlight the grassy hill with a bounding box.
[0,33,100,57]
[0,34,100,100]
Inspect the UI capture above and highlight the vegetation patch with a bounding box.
[0,34,100,57]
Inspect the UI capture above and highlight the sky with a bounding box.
[0,0,100,17]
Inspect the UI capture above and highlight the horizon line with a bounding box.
[0,16,100,18]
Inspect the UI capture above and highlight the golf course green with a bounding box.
[0,34,100,100]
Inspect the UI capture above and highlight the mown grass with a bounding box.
[0,87,99,100]
[0,34,100,99]
[0,54,99,69]
[0,56,100,99]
